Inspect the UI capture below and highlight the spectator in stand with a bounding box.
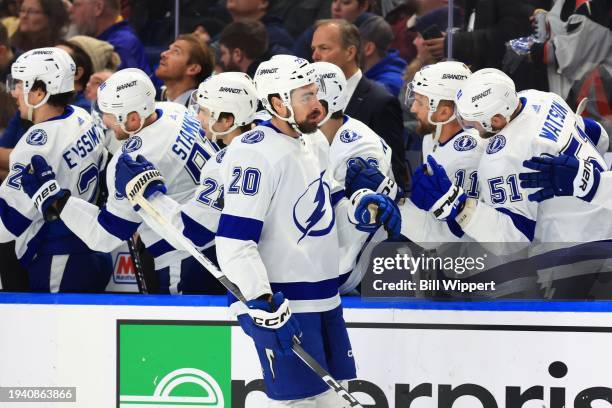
[224,0,293,53]
[359,14,407,97]
[56,40,94,111]
[69,0,151,75]
[423,0,534,72]
[294,0,374,60]
[11,0,69,51]
[156,34,214,107]
[281,0,332,39]
[68,35,120,73]
[1,0,20,37]
[312,18,408,190]
[218,20,269,77]
[0,22,17,83]
[384,0,418,63]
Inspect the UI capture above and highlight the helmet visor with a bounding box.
[187,89,200,116]
[5,74,21,93]
[91,99,108,130]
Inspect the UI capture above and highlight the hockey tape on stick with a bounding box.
[125,169,164,202]
[128,194,363,408]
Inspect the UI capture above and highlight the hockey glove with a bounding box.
[241,292,301,356]
[348,189,401,238]
[22,155,70,221]
[345,157,399,200]
[519,154,600,202]
[115,154,167,208]
[411,155,467,220]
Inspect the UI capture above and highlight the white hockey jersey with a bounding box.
[461,90,612,250]
[327,115,394,293]
[60,103,219,278]
[0,105,108,266]
[215,121,340,313]
[400,129,484,248]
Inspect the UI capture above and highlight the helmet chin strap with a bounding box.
[427,111,456,144]
[24,91,51,122]
[208,115,239,144]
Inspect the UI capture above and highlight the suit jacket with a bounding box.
[345,76,408,190]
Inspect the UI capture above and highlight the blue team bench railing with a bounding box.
[1,292,612,312]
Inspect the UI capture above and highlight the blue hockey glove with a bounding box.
[519,154,601,202]
[345,157,399,200]
[411,155,466,220]
[348,189,401,238]
[22,155,70,221]
[115,154,167,207]
[241,292,301,356]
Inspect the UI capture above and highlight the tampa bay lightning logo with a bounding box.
[293,171,335,243]
[242,130,264,144]
[216,149,226,163]
[339,129,362,143]
[454,135,477,151]
[122,136,143,153]
[486,134,506,154]
[26,129,47,146]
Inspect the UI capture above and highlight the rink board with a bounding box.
[0,294,611,408]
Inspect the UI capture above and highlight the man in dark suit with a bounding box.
[312,18,408,190]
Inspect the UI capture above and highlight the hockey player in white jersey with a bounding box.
[348,61,481,245]
[213,56,357,406]
[22,68,221,294]
[0,47,111,292]
[114,72,258,264]
[410,68,612,298]
[310,61,399,294]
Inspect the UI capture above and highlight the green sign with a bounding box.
[118,322,231,407]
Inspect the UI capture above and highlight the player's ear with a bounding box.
[270,95,287,117]
[491,114,507,129]
[363,42,376,58]
[126,111,141,131]
[233,48,243,63]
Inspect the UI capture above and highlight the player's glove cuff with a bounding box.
[431,185,467,220]
[574,159,600,202]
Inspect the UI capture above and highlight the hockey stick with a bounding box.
[127,235,148,294]
[126,174,362,407]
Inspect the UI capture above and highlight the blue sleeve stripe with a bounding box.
[331,190,346,207]
[97,207,140,241]
[0,197,32,237]
[181,212,216,247]
[496,207,535,241]
[216,214,263,243]
[147,239,175,257]
[583,118,602,146]
[271,277,339,301]
[446,218,465,238]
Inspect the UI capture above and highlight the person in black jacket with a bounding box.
[312,19,408,190]
[423,0,536,71]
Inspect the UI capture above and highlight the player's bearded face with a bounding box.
[410,94,435,135]
[291,84,323,134]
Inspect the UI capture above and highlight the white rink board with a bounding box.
[0,295,611,408]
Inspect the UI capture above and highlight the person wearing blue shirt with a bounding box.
[360,15,407,98]
[69,0,152,76]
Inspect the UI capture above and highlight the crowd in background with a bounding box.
[0,0,610,295]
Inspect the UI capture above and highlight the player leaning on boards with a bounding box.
[210,55,358,406]
[311,61,400,295]
[114,72,258,266]
[21,68,222,294]
[0,47,112,292]
[408,68,612,299]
